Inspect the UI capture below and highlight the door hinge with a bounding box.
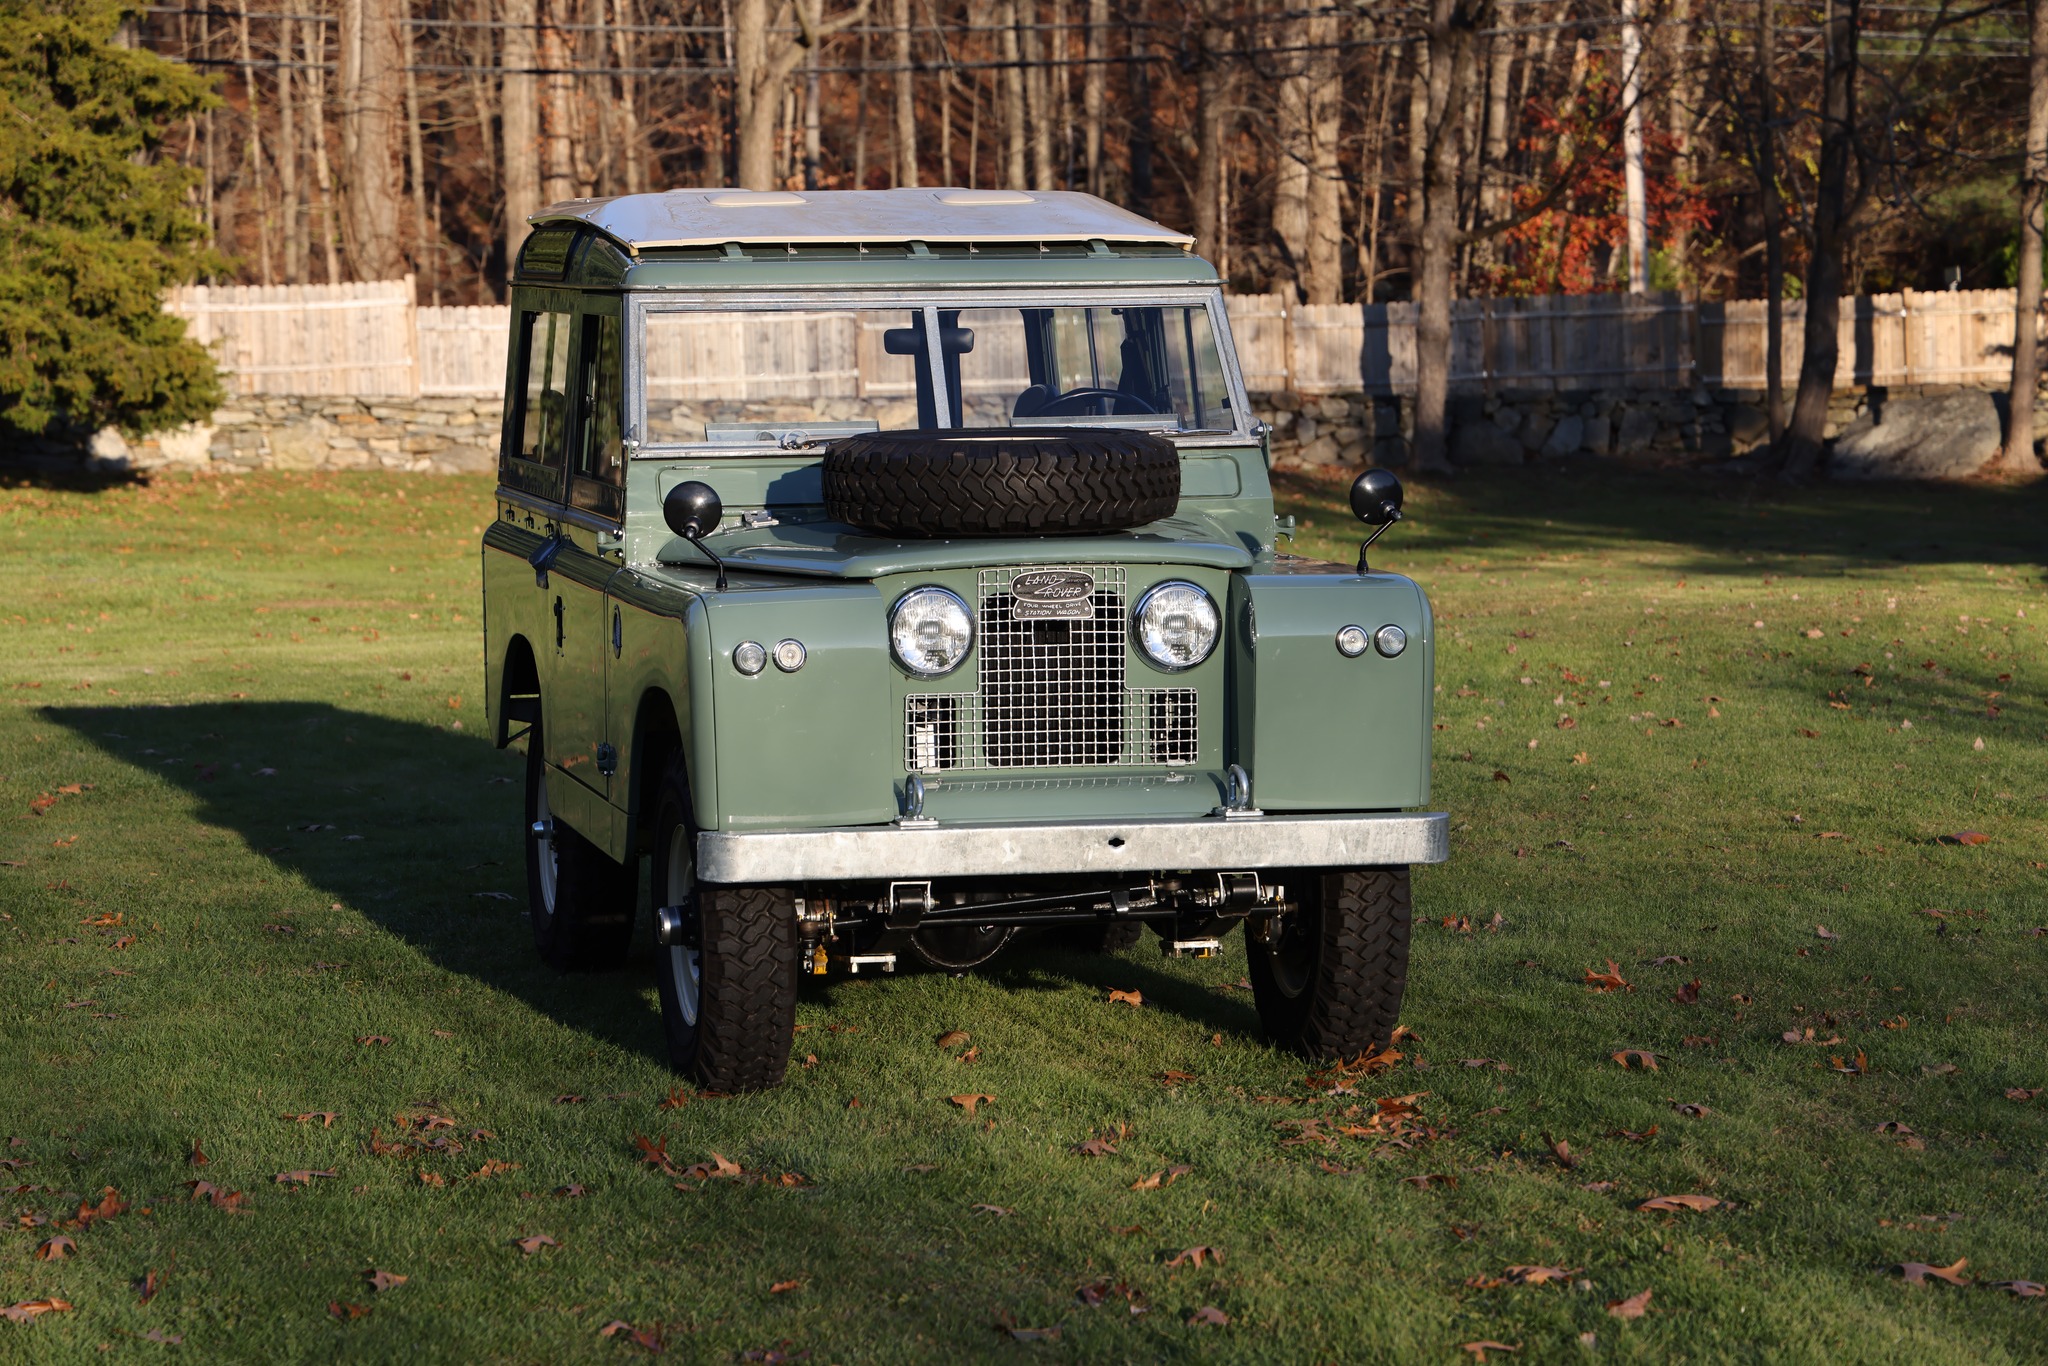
[596,743,618,777]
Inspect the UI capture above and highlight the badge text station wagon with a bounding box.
[482,188,1447,1091]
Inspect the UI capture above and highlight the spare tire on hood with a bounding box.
[821,427,1179,538]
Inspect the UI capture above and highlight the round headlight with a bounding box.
[773,638,806,672]
[732,640,767,675]
[1374,623,1408,658]
[1335,624,1369,657]
[890,586,973,677]
[1132,581,1220,672]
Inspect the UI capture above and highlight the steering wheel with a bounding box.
[1033,386,1161,418]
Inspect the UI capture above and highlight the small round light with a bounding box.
[1132,580,1220,672]
[890,586,974,677]
[1335,625,1369,657]
[773,638,806,672]
[732,640,767,675]
[1374,624,1408,658]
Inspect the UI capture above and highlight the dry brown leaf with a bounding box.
[2004,1088,2040,1102]
[1546,1136,1580,1170]
[1612,1049,1662,1071]
[1106,989,1144,1007]
[1186,1306,1230,1326]
[948,1093,995,1115]
[1831,1050,1870,1075]
[1504,1265,1577,1285]
[935,1030,969,1048]
[1608,1125,1660,1143]
[1607,1288,1653,1319]
[970,1203,1012,1216]
[417,1170,445,1187]
[1073,1138,1117,1157]
[1159,1069,1197,1084]
[1673,978,1701,1005]
[1637,1193,1724,1213]
[469,1159,522,1180]
[364,1269,407,1292]
[769,1279,802,1294]
[514,1234,559,1255]
[326,1301,369,1320]
[1670,1102,1711,1118]
[597,1320,633,1337]
[1991,1281,2046,1297]
[34,1234,75,1260]
[187,1139,208,1167]
[356,1035,392,1046]
[1165,1245,1222,1268]
[678,1152,743,1181]
[1897,1258,1969,1286]
[137,1270,160,1305]
[1128,1165,1192,1191]
[285,1111,340,1128]
[1950,831,1990,846]
[1585,961,1631,993]
[274,1168,337,1186]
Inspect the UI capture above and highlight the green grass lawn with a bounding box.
[1,465,2044,1363]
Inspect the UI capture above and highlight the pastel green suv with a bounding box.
[482,188,1446,1091]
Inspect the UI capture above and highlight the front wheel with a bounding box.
[1247,867,1411,1060]
[649,755,798,1092]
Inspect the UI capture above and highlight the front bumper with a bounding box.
[696,811,1448,884]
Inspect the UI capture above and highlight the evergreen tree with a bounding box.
[0,0,222,440]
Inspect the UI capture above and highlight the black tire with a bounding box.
[821,427,1180,538]
[1247,868,1411,1060]
[524,711,635,972]
[648,755,798,1092]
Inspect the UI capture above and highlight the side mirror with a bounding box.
[663,481,727,591]
[1348,468,1405,573]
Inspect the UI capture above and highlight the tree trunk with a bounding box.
[1192,11,1229,263]
[735,0,778,189]
[279,22,303,284]
[306,17,342,285]
[1474,25,1512,278]
[1303,11,1344,304]
[542,5,576,203]
[402,10,429,283]
[339,0,405,280]
[1756,0,1786,445]
[1022,3,1054,189]
[1620,0,1648,294]
[1082,0,1105,194]
[1413,0,1485,474]
[1000,2,1027,188]
[1999,0,2048,474]
[1272,16,1311,299]
[1125,16,1151,213]
[1404,42,1429,249]
[892,0,916,185]
[502,0,541,276]
[1780,0,1859,481]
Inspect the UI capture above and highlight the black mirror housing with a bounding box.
[1349,467,1404,526]
[663,480,723,540]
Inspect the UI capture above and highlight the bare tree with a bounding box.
[1000,2,1027,188]
[893,0,917,185]
[1755,0,1788,445]
[1412,0,1486,473]
[1082,0,1106,194]
[734,0,869,191]
[1999,0,2047,474]
[1190,3,1232,261]
[338,0,406,280]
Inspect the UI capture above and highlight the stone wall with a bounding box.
[1257,380,2048,473]
[93,395,502,475]
[67,380,2048,478]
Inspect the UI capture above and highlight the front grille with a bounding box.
[904,566,1199,772]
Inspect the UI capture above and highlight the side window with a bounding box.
[569,313,624,520]
[503,309,573,500]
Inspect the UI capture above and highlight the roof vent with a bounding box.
[933,189,1034,206]
[706,191,807,207]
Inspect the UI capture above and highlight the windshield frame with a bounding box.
[625,286,1253,455]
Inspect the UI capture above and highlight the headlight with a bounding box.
[1132,581,1219,671]
[1374,623,1408,657]
[890,586,973,677]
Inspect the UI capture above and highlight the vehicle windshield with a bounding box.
[638,301,1237,446]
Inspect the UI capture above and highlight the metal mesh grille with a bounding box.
[903,566,1198,772]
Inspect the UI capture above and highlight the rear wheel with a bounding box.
[1247,867,1411,1060]
[649,755,798,1092]
[524,711,634,972]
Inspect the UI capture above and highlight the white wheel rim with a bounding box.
[534,773,559,913]
[665,823,700,1026]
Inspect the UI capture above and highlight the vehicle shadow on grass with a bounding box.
[41,700,1267,1066]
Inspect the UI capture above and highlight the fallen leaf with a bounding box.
[554,1183,587,1198]
[1897,1258,1969,1286]
[1073,1138,1117,1158]
[1670,1102,1710,1118]
[1991,1280,2046,1297]
[1607,1288,1653,1319]
[326,1301,369,1320]
[1159,1069,1197,1084]
[1546,1136,1580,1170]
[1504,1265,1577,1285]
[598,1321,633,1337]
[417,1171,445,1187]
[514,1234,559,1255]
[970,1203,1012,1216]
[137,1269,160,1304]
[285,1111,340,1128]
[553,1094,587,1105]
[1106,989,1144,1007]
[1129,1165,1193,1191]
[1949,831,1990,846]
[1492,769,1511,783]
[1673,978,1701,1005]
[948,1093,995,1115]
[935,1030,969,1048]
[356,1035,392,1046]
[769,1279,802,1294]
[1815,924,1839,942]
[1922,1062,1959,1077]
[364,1269,407,1292]
[1831,1050,1871,1075]
[34,1234,75,1260]
[274,1168,337,1186]
[1461,1343,1520,1363]
[1186,1306,1230,1326]
[1166,1245,1222,1269]
[1608,1125,1660,1143]
[1647,954,1690,966]
[1584,960,1631,993]
[1612,1049,1662,1071]
[957,1045,980,1064]
[469,1159,522,1180]
[1580,1181,1616,1194]
[1637,1194,1724,1213]
[2004,1088,2040,1102]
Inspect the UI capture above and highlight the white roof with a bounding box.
[531,188,1195,252]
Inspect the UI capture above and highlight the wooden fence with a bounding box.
[166,278,2037,402]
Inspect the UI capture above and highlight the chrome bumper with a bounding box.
[696,811,1448,884]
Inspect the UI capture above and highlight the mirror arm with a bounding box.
[686,530,729,593]
[1356,511,1400,574]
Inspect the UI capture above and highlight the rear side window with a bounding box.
[503,309,574,499]
[569,313,624,520]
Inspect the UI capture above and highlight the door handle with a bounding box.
[553,595,565,651]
